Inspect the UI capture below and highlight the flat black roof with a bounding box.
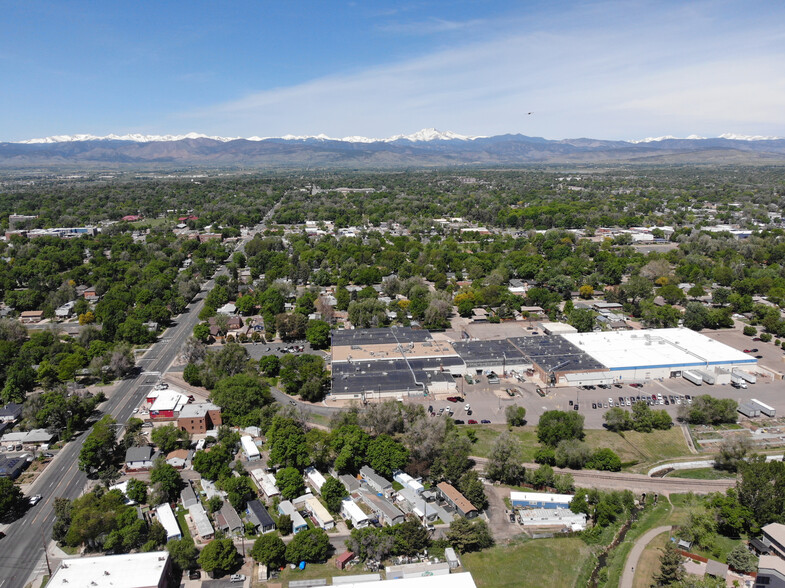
[509,336,606,372]
[452,339,528,365]
[331,327,432,347]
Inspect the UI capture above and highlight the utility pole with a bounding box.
[41,528,52,576]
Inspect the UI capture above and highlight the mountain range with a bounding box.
[2,128,785,168]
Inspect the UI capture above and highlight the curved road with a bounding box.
[620,526,672,588]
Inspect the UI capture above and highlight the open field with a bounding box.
[632,532,669,588]
[464,425,691,471]
[462,537,592,588]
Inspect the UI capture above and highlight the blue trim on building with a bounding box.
[608,359,756,372]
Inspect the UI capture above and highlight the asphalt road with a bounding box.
[0,206,280,588]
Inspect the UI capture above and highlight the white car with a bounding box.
[464,403,471,412]
[230,574,246,583]
[29,495,42,506]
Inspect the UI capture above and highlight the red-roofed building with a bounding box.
[121,215,142,222]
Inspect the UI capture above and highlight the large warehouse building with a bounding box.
[329,326,757,397]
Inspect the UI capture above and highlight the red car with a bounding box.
[467,419,478,424]
[753,337,762,341]
[446,397,459,403]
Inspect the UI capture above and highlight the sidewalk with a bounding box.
[620,526,672,588]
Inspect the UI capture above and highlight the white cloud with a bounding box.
[176,3,785,140]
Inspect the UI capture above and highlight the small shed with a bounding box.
[705,559,728,579]
[335,551,355,570]
[444,547,461,569]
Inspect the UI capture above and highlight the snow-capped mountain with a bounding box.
[16,128,479,145]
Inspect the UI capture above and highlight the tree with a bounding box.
[431,429,472,483]
[537,410,585,447]
[568,308,596,333]
[259,354,280,376]
[393,520,431,557]
[52,497,73,542]
[459,470,488,511]
[655,543,684,585]
[167,537,199,572]
[485,431,524,485]
[726,543,758,573]
[150,459,183,503]
[0,477,26,521]
[126,479,148,504]
[79,415,119,477]
[587,448,622,472]
[684,301,710,331]
[445,518,494,554]
[278,354,329,402]
[276,312,308,341]
[278,514,293,536]
[714,436,751,472]
[220,476,256,511]
[554,439,592,469]
[151,423,189,453]
[305,320,331,349]
[285,528,331,564]
[276,467,305,500]
[331,424,371,473]
[193,444,233,481]
[604,407,632,432]
[251,534,287,568]
[348,526,395,562]
[209,373,272,427]
[267,416,310,469]
[321,476,348,514]
[366,434,410,477]
[198,538,240,577]
[505,405,527,426]
[207,495,223,513]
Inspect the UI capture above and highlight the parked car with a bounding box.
[480,419,491,424]
[453,419,465,425]
[468,419,478,424]
[43,452,54,458]
[188,570,201,580]
[230,574,246,583]
[752,337,762,341]
[592,403,597,409]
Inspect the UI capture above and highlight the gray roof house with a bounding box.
[359,489,405,526]
[216,501,244,535]
[360,466,392,495]
[180,483,198,509]
[0,403,23,423]
[125,446,160,470]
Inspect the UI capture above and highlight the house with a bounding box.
[125,446,160,470]
[360,465,392,495]
[217,302,237,315]
[294,495,335,530]
[339,473,361,493]
[55,301,76,319]
[756,555,785,588]
[305,466,327,494]
[177,402,222,434]
[436,482,478,518]
[247,499,276,534]
[393,470,424,494]
[83,289,99,301]
[189,503,214,539]
[277,500,308,534]
[0,455,30,479]
[358,489,405,526]
[166,449,193,469]
[1,428,55,446]
[335,551,355,570]
[240,435,260,461]
[762,523,785,559]
[250,469,280,500]
[340,499,370,528]
[154,503,182,540]
[396,487,437,522]
[19,310,44,324]
[0,403,23,423]
[216,501,244,536]
[180,483,198,509]
[47,551,173,588]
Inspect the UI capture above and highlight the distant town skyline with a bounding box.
[3,0,785,142]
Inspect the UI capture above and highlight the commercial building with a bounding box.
[511,491,574,510]
[146,389,189,419]
[177,402,222,434]
[436,482,478,518]
[517,508,587,531]
[47,551,172,588]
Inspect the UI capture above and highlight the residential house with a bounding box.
[180,483,198,509]
[359,465,392,495]
[763,523,785,559]
[756,555,785,588]
[55,301,76,319]
[293,495,334,530]
[437,482,478,518]
[277,500,308,534]
[247,499,276,534]
[250,469,280,500]
[305,466,327,494]
[339,473,361,493]
[189,503,214,539]
[0,403,23,423]
[340,499,370,528]
[166,449,193,469]
[125,446,160,471]
[240,435,260,461]
[154,503,182,541]
[358,489,405,527]
[19,310,44,324]
[216,501,244,536]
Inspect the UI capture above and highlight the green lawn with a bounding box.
[462,537,592,588]
[666,468,737,480]
[465,425,691,470]
[273,557,371,586]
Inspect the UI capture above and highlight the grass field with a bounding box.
[632,532,669,588]
[271,558,371,586]
[462,537,592,588]
[666,468,737,480]
[464,425,691,470]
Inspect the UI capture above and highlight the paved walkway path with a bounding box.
[620,525,672,588]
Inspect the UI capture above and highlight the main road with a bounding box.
[0,205,279,588]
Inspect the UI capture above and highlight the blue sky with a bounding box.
[2,0,785,141]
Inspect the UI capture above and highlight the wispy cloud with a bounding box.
[176,2,785,140]
[378,17,486,35]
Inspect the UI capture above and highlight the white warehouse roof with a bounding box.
[511,491,574,504]
[562,328,756,372]
[336,572,477,588]
[48,551,171,588]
